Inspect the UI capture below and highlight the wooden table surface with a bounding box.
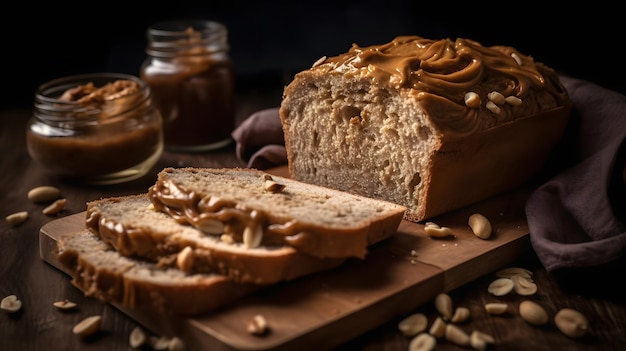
[1,86,625,351]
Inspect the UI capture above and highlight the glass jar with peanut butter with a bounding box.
[26,73,163,185]
[141,20,236,152]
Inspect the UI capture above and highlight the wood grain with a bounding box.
[39,178,531,350]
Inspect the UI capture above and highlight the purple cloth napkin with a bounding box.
[231,107,286,170]
[525,76,626,272]
[231,76,626,272]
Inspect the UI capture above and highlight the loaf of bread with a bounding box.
[279,35,572,222]
[56,231,259,315]
[86,194,346,284]
[148,167,407,259]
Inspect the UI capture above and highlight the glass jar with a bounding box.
[26,73,163,185]
[140,20,236,152]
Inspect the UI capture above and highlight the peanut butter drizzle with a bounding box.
[146,180,363,257]
[318,36,569,138]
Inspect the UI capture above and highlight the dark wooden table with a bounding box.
[2,86,625,351]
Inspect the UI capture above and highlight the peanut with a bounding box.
[43,198,66,215]
[247,314,268,336]
[1,295,22,313]
[428,316,446,338]
[5,211,28,226]
[408,333,437,351]
[53,299,77,310]
[424,222,454,238]
[511,274,537,296]
[519,300,549,326]
[496,267,533,279]
[434,293,453,320]
[485,303,508,315]
[72,315,102,337]
[470,330,495,351]
[398,313,428,336]
[554,308,589,338]
[450,306,471,323]
[444,324,470,347]
[487,278,514,296]
[129,326,147,348]
[28,185,61,203]
[468,213,492,239]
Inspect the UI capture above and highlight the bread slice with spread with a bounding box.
[84,167,406,285]
[56,230,259,316]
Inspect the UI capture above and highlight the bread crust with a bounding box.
[56,231,259,316]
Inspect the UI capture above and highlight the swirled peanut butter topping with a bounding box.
[147,180,366,258]
[317,36,569,138]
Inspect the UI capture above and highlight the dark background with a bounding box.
[2,1,623,110]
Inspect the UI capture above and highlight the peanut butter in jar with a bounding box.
[141,20,236,152]
[26,73,163,185]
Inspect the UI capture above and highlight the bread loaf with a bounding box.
[279,36,572,222]
[86,194,346,284]
[148,167,407,259]
[56,231,259,315]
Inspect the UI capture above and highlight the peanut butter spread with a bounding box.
[27,79,162,179]
[147,178,370,259]
[315,36,570,138]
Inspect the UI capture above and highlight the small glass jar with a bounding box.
[140,20,236,152]
[26,73,163,185]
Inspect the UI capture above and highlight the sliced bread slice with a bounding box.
[148,167,407,259]
[86,194,346,284]
[56,231,259,316]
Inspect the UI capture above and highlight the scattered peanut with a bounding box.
[408,332,437,351]
[1,295,22,313]
[468,213,492,239]
[28,185,61,203]
[53,299,77,310]
[5,211,28,226]
[496,267,533,279]
[470,330,495,351]
[485,303,508,315]
[129,326,147,348]
[434,293,453,320]
[428,316,446,338]
[149,336,172,350]
[168,337,186,351]
[554,308,589,338]
[487,278,514,296]
[247,314,268,336]
[450,306,470,323]
[398,313,428,336]
[72,315,102,337]
[511,274,538,296]
[424,222,454,238]
[519,300,549,326]
[42,198,66,215]
[444,324,470,347]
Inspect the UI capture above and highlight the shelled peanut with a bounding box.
[399,266,591,350]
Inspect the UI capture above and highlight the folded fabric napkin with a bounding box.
[231,75,626,273]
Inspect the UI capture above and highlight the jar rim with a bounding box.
[145,20,229,57]
[33,72,151,124]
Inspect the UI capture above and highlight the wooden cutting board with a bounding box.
[39,166,532,351]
